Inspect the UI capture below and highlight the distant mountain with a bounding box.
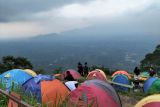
[0,28,159,73]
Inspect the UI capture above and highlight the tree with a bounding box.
[140,44,160,74]
[0,56,33,73]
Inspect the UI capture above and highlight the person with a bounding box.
[83,62,89,76]
[64,71,75,81]
[149,68,156,77]
[77,62,84,76]
[133,67,141,89]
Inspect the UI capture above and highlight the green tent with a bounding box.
[140,72,150,78]
[148,79,160,94]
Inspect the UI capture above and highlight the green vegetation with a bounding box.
[140,44,160,74]
[0,56,33,74]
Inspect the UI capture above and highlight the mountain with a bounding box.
[0,29,159,73]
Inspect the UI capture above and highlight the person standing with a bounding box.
[83,62,89,76]
[77,62,84,76]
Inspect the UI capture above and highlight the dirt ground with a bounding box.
[119,94,139,107]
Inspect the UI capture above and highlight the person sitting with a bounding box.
[64,71,75,81]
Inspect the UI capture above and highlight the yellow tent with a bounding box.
[23,69,37,77]
[95,69,107,79]
[135,94,160,107]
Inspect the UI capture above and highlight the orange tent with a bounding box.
[112,70,131,79]
[41,79,70,106]
[95,69,107,79]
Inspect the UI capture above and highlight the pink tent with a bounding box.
[63,69,81,80]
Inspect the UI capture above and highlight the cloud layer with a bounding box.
[0,0,160,40]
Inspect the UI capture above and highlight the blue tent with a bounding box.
[143,77,158,93]
[0,69,33,91]
[22,74,54,102]
[112,74,130,91]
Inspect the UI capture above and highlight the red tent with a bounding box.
[63,69,81,80]
[67,79,121,107]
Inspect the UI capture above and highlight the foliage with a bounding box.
[0,56,33,74]
[140,44,160,74]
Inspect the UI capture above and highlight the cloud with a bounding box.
[0,0,160,40]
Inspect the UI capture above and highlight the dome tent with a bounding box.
[63,69,81,80]
[0,69,32,90]
[22,74,70,106]
[112,74,130,91]
[143,77,158,93]
[87,70,107,81]
[112,70,131,79]
[95,69,107,79]
[67,79,121,107]
[135,94,160,107]
[23,69,37,77]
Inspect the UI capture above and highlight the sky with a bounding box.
[0,0,160,40]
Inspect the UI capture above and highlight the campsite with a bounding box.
[0,67,160,107]
[1,0,160,107]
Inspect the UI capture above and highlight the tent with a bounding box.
[139,72,150,81]
[112,74,130,91]
[87,70,107,81]
[135,94,160,107]
[63,69,81,80]
[112,70,131,79]
[65,81,78,91]
[0,69,33,90]
[147,79,160,94]
[22,75,70,106]
[23,69,37,77]
[95,69,107,79]
[143,77,158,93]
[67,79,121,107]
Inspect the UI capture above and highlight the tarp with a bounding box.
[143,77,158,93]
[63,69,81,80]
[112,74,130,91]
[0,69,32,90]
[23,69,37,77]
[112,70,131,79]
[67,79,121,107]
[23,76,70,106]
[87,70,107,81]
[135,94,160,107]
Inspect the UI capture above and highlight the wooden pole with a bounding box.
[0,89,33,107]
